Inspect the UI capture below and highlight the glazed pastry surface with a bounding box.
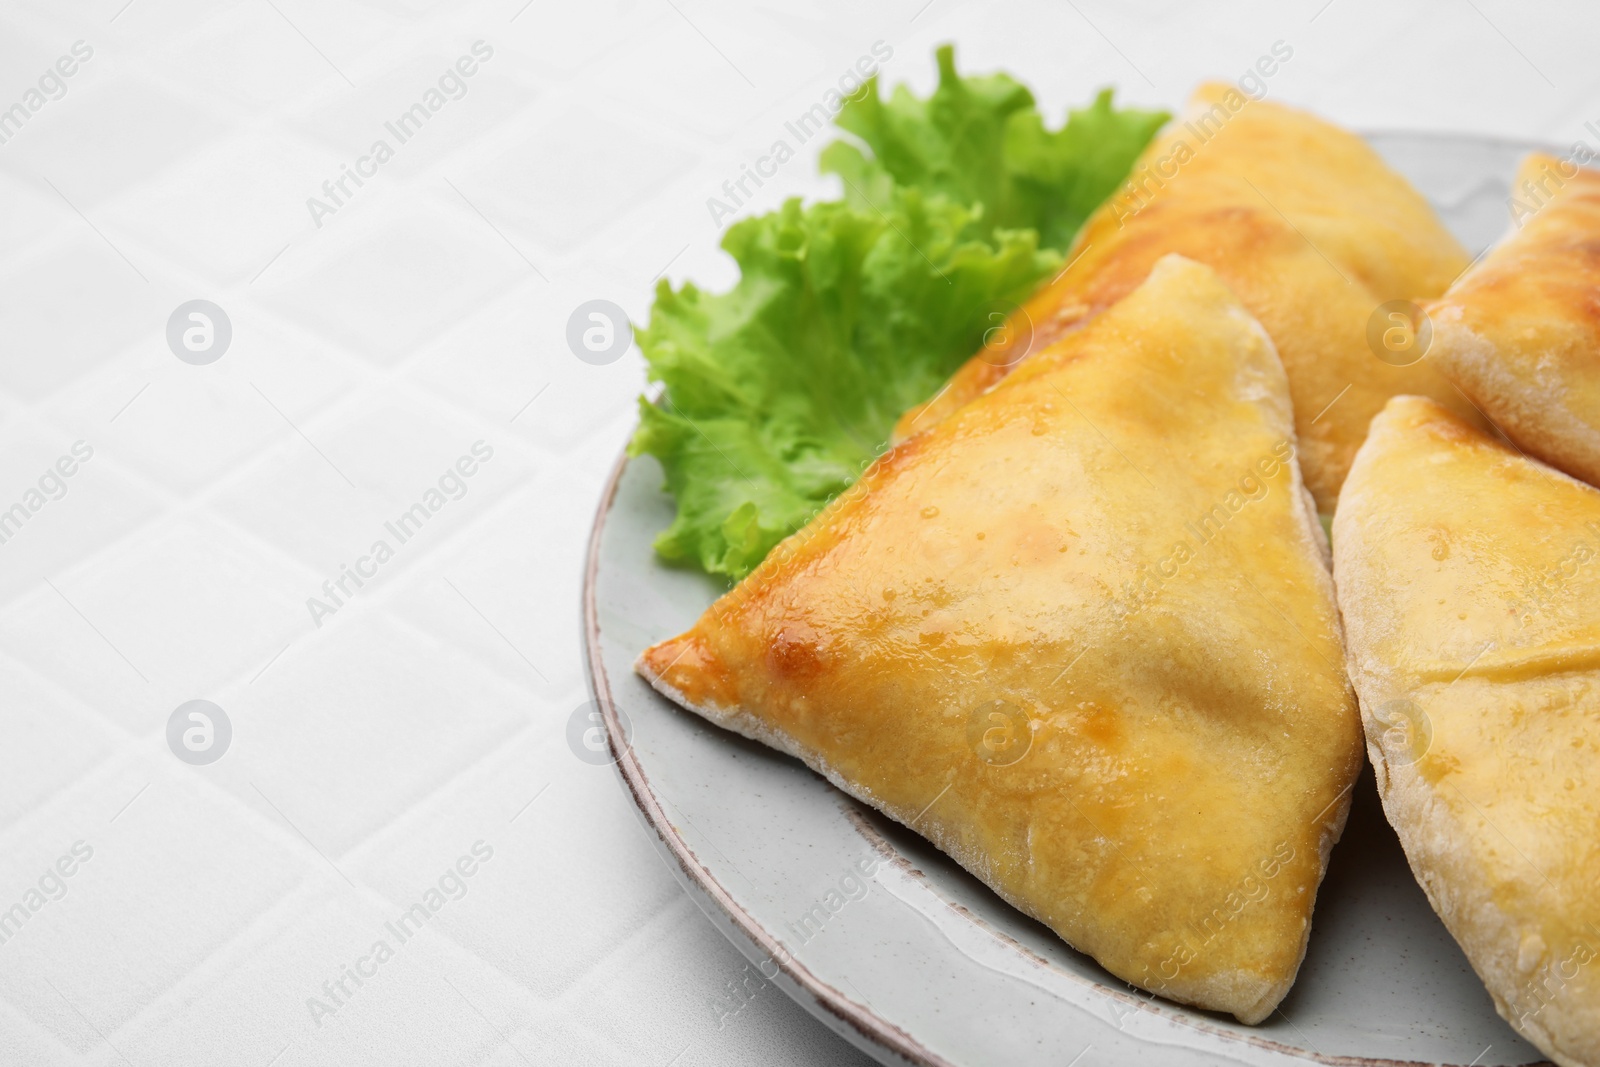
[640,256,1363,1023]
[1334,395,1600,1067]
[1427,153,1600,489]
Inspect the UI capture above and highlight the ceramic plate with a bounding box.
[583,131,1555,1067]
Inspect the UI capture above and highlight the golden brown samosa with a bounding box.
[639,256,1363,1022]
[1427,153,1600,489]
[1334,395,1600,1067]
[895,82,1480,512]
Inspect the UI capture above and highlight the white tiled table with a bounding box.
[0,1,1594,1064]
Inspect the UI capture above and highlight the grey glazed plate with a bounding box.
[583,132,1555,1067]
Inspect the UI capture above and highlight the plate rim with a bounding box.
[579,128,1564,1067]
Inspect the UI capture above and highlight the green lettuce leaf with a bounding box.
[632,191,1056,579]
[822,44,1170,250]
[630,47,1168,581]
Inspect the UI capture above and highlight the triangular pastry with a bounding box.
[1333,395,1600,1067]
[1427,153,1600,489]
[893,82,1482,512]
[638,255,1363,1023]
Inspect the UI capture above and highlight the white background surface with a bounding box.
[0,1,1596,1064]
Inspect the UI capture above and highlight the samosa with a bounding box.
[1334,395,1600,1067]
[894,82,1481,511]
[1427,153,1600,490]
[639,256,1363,1022]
